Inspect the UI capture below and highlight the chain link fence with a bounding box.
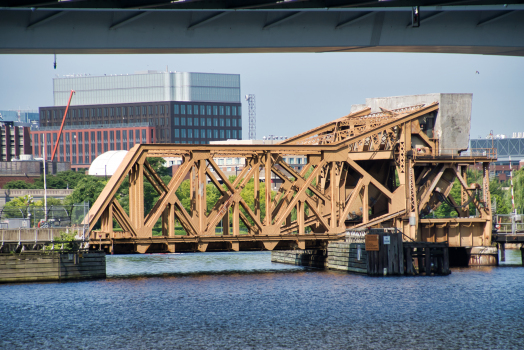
[0,203,90,229]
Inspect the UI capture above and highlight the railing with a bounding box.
[413,148,497,160]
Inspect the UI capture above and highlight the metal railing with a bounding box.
[413,148,497,160]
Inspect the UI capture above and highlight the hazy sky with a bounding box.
[0,52,522,141]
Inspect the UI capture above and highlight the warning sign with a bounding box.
[365,234,379,251]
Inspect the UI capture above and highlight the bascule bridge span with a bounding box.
[83,94,496,255]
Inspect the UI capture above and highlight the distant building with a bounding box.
[0,110,39,124]
[470,133,524,182]
[0,122,31,162]
[31,123,155,171]
[35,71,243,170]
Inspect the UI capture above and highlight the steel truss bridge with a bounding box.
[84,102,496,253]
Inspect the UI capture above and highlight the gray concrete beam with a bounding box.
[1,9,523,56]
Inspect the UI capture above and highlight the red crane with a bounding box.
[50,90,75,161]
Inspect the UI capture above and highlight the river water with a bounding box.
[1,250,523,349]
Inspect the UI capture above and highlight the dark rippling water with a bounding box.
[1,250,523,350]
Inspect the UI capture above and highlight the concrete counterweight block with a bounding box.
[467,246,498,266]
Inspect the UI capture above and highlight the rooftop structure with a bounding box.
[53,71,241,106]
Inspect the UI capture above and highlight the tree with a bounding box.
[63,176,107,206]
[2,180,36,189]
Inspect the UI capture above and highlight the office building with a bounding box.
[34,70,243,170]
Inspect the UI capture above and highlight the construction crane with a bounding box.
[51,90,75,161]
[245,94,256,140]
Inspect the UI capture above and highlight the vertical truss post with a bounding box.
[330,162,338,229]
[129,162,144,232]
[298,201,305,233]
[460,165,469,217]
[100,205,113,234]
[232,202,240,235]
[482,162,492,245]
[265,152,272,226]
[197,160,206,233]
[363,184,369,223]
[254,164,260,221]
[222,209,230,235]
[168,204,175,237]
[190,166,196,219]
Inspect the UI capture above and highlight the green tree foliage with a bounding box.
[511,168,524,213]
[63,176,107,206]
[2,180,36,189]
[147,157,171,177]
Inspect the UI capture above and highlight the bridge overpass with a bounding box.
[0,1,523,55]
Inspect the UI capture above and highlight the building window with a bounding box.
[213,118,218,127]
[194,129,199,138]
[207,118,212,126]
[232,106,237,116]
[187,105,192,115]
[129,107,133,116]
[232,119,237,127]
[226,106,231,116]
[110,107,114,117]
[142,106,147,115]
[188,129,193,138]
[207,129,212,138]
[174,104,180,114]
[200,105,205,115]
[181,129,186,138]
[181,105,186,114]
[181,117,186,126]
[175,117,180,126]
[175,129,180,137]
[220,130,224,139]
[219,106,224,115]
[165,105,169,114]
[194,118,199,126]
[297,158,302,164]
[155,105,158,115]
[232,130,237,139]
[213,106,218,115]
[148,106,152,115]
[214,130,218,138]
[238,119,242,127]
[123,107,127,116]
[201,130,205,138]
[142,129,146,142]
[188,118,193,126]
[289,158,294,164]
[226,130,231,139]
[226,119,231,127]
[129,130,134,148]
[220,119,224,127]
[104,108,108,117]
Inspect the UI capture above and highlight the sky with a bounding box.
[0,52,523,141]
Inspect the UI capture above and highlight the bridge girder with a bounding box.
[1,6,524,55]
[85,101,495,253]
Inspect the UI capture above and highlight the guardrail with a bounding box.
[413,148,497,160]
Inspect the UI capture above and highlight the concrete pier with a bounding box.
[0,252,106,283]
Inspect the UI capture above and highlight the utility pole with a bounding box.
[245,94,256,140]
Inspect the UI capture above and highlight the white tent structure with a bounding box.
[88,150,128,177]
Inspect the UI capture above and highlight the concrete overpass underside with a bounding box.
[0,1,523,56]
